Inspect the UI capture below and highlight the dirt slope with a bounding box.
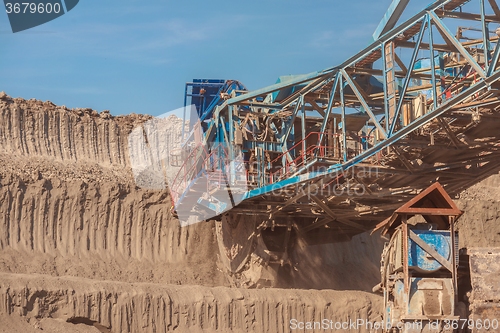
[457,173,500,248]
[0,93,499,332]
[0,160,224,286]
[0,93,387,291]
[0,94,387,331]
[0,272,382,333]
[0,94,225,287]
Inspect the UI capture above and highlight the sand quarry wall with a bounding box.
[0,273,383,333]
[0,95,391,290]
[0,96,225,287]
[0,95,385,332]
[0,95,499,331]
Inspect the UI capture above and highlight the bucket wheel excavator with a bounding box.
[170,0,500,287]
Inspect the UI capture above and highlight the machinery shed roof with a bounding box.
[373,182,463,236]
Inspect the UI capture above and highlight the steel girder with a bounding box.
[174,0,500,236]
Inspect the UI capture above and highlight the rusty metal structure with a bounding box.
[373,183,462,333]
[373,183,500,333]
[171,0,500,286]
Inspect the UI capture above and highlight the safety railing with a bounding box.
[172,130,381,202]
[170,142,210,203]
[439,64,485,102]
[171,142,233,203]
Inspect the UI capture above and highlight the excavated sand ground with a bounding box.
[0,94,499,332]
[0,272,383,333]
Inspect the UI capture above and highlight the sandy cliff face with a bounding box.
[0,94,387,291]
[0,273,383,333]
[1,93,499,332]
[0,97,138,165]
[0,94,386,331]
[0,94,224,287]
[457,173,500,248]
[0,172,224,286]
[284,232,384,291]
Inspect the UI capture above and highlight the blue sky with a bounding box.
[0,0,429,116]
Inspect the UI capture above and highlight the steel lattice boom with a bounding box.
[171,0,500,286]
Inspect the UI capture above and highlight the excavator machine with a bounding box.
[170,0,500,288]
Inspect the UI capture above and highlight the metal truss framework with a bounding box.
[174,0,500,243]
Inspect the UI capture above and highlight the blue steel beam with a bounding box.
[382,42,390,133]
[316,72,341,156]
[430,11,486,78]
[340,69,500,170]
[428,15,439,111]
[340,69,387,138]
[373,0,411,40]
[481,0,491,73]
[488,36,500,76]
[389,18,427,136]
[226,71,332,105]
[241,68,500,201]
[174,0,500,223]
[182,83,189,141]
[301,97,306,157]
[281,96,303,146]
[340,76,347,163]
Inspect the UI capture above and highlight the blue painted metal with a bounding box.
[316,73,340,154]
[480,0,491,73]
[185,79,225,120]
[228,105,235,184]
[408,230,453,272]
[243,141,282,152]
[184,79,247,124]
[428,15,439,111]
[271,75,308,102]
[388,18,426,136]
[228,68,500,202]
[373,0,411,40]
[378,186,462,328]
[340,69,387,138]
[488,38,500,77]
[381,43,390,134]
[197,197,228,215]
[301,96,306,157]
[429,12,486,78]
[226,71,329,106]
[340,75,347,162]
[172,0,500,227]
[281,96,302,145]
